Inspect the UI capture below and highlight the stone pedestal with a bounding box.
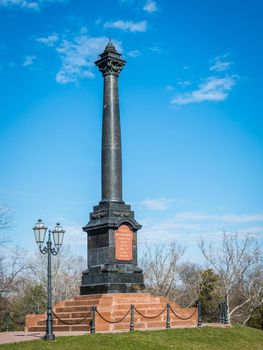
[26,293,198,333]
[80,202,144,294]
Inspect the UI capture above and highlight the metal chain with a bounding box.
[170,306,197,320]
[96,307,130,324]
[52,309,92,325]
[51,303,197,326]
[134,305,167,319]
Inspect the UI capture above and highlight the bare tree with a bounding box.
[199,232,263,324]
[0,245,32,331]
[0,246,30,294]
[140,241,185,299]
[176,262,203,307]
[0,243,84,330]
[231,257,263,325]
[30,245,85,303]
[0,203,13,246]
[0,202,24,294]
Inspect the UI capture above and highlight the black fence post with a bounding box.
[130,305,134,331]
[3,312,10,332]
[222,302,225,324]
[218,303,222,323]
[224,302,229,324]
[197,301,202,327]
[222,302,226,324]
[166,304,171,329]
[90,306,96,334]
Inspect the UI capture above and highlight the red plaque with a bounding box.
[115,225,133,261]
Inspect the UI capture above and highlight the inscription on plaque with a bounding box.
[115,224,133,261]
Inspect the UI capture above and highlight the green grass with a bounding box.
[0,326,262,350]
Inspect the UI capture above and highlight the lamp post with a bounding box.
[33,219,65,341]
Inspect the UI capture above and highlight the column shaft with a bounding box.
[101,74,123,203]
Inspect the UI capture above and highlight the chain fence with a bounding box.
[170,306,197,321]
[133,305,167,319]
[95,307,130,324]
[3,299,227,333]
[88,302,202,333]
[52,309,92,326]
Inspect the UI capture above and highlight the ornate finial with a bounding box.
[95,40,126,77]
[104,39,117,53]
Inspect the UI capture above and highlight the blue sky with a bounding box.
[0,0,263,262]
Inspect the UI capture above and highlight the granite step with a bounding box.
[74,295,103,301]
[27,325,90,332]
[64,300,100,307]
[55,306,92,313]
[38,318,92,326]
[25,293,198,333]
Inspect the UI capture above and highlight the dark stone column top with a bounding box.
[95,41,126,77]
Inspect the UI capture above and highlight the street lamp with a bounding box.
[33,219,65,341]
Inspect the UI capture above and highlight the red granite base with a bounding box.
[25,293,197,333]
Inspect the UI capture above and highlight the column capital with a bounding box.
[95,41,126,77]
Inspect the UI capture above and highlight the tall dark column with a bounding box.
[80,42,144,295]
[96,43,125,203]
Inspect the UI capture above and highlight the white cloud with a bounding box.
[171,75,237,105]
[165,85,174,91]
[209,54,233,72]
[55,35,122,84]
[0,0,67,11]
[143,0,158,13]
[210,60,233,72]
[177,80,191,87]
[141,198,177,211]
[64,224,86,247]
[138,211,263,250]
[127,49,140,57]
[0,0,39,10]
[22,55,36,66]
[149,45,160,53]
[104,20,147,32]
[242,226,263,234]
[119,0,135,5]
[174,212,263,224]
[221,213,263,224]
[36,34,59,46]
[35,28,123,84]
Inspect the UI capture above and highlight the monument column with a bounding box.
[97,42,125,203]
[80,41,144,295]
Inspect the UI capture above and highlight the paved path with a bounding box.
[0,331,87,345]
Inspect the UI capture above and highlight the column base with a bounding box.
[80,270,145,295]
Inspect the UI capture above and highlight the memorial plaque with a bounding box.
[115,225,133,261]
